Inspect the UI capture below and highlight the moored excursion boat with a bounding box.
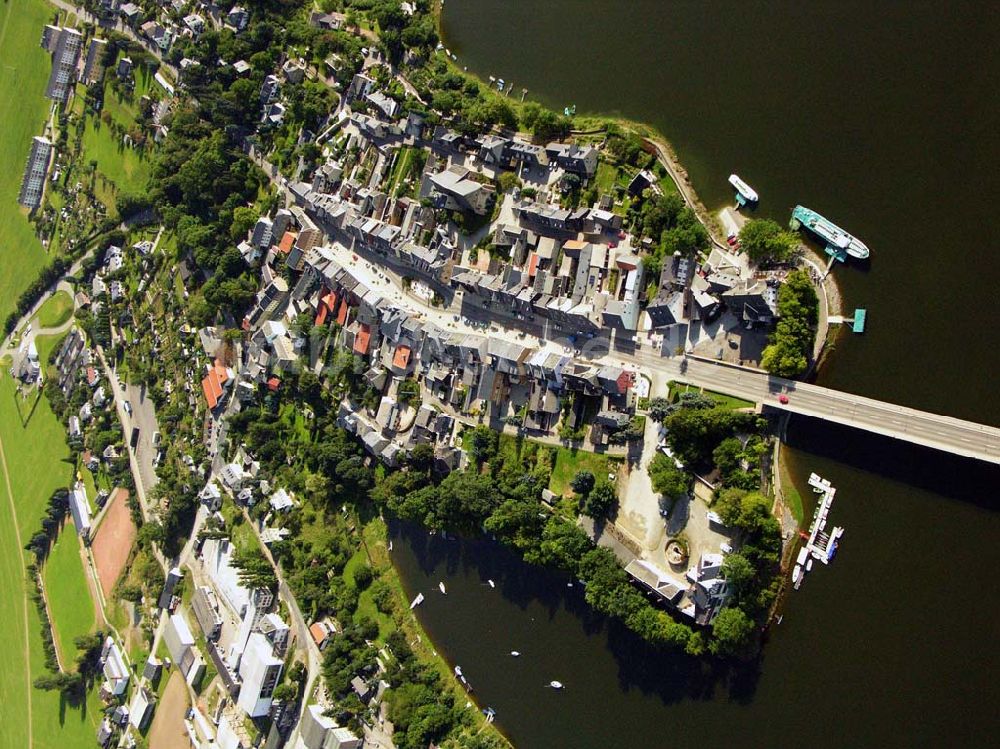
[791,205,870,259]
[728,173,759,205]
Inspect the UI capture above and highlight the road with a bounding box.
[317,239,1000,464]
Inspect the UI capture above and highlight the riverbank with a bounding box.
[366,518,513,748]
[433,11,844,340]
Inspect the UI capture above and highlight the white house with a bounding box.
[69,482,92,537]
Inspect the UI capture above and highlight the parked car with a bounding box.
[778,394,790,404]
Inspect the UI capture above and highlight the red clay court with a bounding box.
[92,488,136,599]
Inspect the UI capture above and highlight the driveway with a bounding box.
[615,414,666,558]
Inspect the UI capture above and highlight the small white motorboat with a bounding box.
[510,651,520,657]
[438,582,447,595]
[487,579,495,588]
[549,681,564,689]
[409,593,424,609]
[454,666,463,677]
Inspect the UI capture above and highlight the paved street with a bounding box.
[322,242,1000,464]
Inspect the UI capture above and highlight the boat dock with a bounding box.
[792,473,845,590]
[828,308,867,334]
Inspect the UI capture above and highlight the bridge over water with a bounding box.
[651,355,1000,465]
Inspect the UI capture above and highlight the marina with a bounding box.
[792,473,846,590]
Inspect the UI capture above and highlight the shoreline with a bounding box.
[432,13,843,619]
[431,13,845,325]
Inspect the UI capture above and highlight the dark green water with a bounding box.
[390,2,1000,746]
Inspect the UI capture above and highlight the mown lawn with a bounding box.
[35,331,68,371]
[669,381,755,410]
[43,523,96,667]
[549,446,617,496]
[0,0,57,325]
[35,290,74,329]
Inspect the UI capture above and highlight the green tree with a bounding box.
[648,453,690,497]
[761,269,819,377]
[646,396,672,422]
[713,437,744,475]
[230,205,257,241]
[710,607,755,656]
[352,564,374,591]
[738,218,799,264]
[721,552,755,594]
[570,470,595,496]
[583,480,617,518]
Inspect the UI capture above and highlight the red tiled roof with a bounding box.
[202,371,224,410]
[203,361,232,409]
[335,298,350,326]
[527,252,540,276]
[267,377,281,392]
[392,344,411,370]
[353,323,371,355]
[277,231,296,254]
[315,304,329,326]
[309,622,328,646]
[617,370,635,393]
[321,289,337,311]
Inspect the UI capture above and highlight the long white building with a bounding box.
[43,26,84,103]
[18,136,53,209]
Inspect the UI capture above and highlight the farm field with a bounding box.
[0,342,94,749]
[0,0,56,324]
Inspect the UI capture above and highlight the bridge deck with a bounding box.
[668,356,1000,464]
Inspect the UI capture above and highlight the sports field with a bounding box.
[43,522,97,667]
[0,0,56,324]
[92,487,136,598]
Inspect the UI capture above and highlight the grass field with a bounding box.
[81,119,151,194]
[43,523,96,667]
[670,382,755,410]
[0,0,57,325]
[34,291,73,329]
[0,366,102,749]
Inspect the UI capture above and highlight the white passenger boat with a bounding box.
[728,173,759,204]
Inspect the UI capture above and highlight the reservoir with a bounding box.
[390,1,1000,746]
